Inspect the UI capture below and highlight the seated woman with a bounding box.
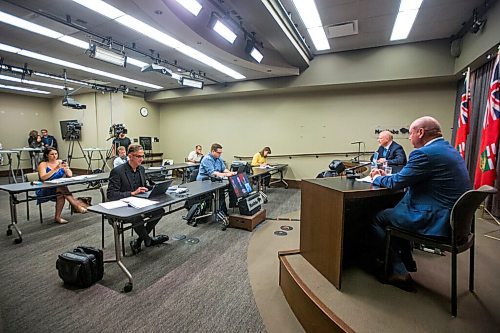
[251,147,272,187]
[36,147,88,224]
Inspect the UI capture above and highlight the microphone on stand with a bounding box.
[344,162,372,179]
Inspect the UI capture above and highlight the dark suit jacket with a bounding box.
[372,138,471,237]
[374,141,407,167]
[107,163,148,201]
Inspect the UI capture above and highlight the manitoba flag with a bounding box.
[454,68,470,158]
[474,50,500,188]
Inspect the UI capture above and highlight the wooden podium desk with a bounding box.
[300,177,403,289]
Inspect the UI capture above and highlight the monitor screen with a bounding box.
[139,136,152,151]
[59,120,80,141]
[229,173,253,199]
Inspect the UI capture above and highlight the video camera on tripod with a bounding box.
[109,124,127,138]
[60,120,83,140]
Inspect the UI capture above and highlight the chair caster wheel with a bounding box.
[14,238,22,244]
[6,229,13,236]
[123,282,133,293]
[285,185,289,189]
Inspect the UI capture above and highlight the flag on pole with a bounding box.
[454,67,470,158]
[474,48,500,188]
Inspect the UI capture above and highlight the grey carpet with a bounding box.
[0,181,300,333]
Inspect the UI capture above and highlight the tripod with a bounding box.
[66,136,89,167]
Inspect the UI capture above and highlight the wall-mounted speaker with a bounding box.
[451,39,462,58]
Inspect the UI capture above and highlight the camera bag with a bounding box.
[56,246,104,288]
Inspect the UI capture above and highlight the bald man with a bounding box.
[372,131,407,172]
[369,116,471,291]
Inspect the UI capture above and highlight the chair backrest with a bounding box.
[100,184,108,203]
[451,185,497,239]
[25,172,40,182]
[189,169,199,182]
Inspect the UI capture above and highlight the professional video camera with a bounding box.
[109,124,128,138]
[65,121,83,140]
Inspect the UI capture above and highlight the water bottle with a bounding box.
[372,151,379,168]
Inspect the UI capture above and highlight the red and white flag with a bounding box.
[454,67,470,158]
[474,49,500,188]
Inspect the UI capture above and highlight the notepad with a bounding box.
[355,175,373,183]
[99,201,128,209]
[121,197,158,209]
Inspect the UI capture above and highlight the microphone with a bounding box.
[351,141,363,144]
[344,162,372,179]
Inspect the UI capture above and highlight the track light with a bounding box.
[179,77,204,89]
[209,13,237,44]
[88,42,127,67]
[245,40,264,63]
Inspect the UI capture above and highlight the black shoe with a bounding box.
[148,234,169,246]
[383,273,417,293]
[403,259,417,272]
[130,239,142,255]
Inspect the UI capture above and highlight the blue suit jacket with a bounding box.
[374,141,407,167]
[372,138,471,237]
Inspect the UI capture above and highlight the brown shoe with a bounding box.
[385,273,416,292]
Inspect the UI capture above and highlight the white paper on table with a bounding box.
[148,166,162,170]
[258,165,275,169]
[99,200,128,209]
[356,175,373,183]
[121,197,158,209]
[45,178,70,184]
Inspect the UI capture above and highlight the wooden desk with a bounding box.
[300,177,403,289]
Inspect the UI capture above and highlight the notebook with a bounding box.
[134,180,173,199]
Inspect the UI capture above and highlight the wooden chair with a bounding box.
[384,185,497,316]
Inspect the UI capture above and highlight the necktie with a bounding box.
[383,148,388,158]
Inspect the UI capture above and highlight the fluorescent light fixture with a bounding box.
[212,19,237,44]
[0,10,147,69]
[245,40,263,63]
[0,42,163,89]
[390,0,423,41]
[70,0,245,80]
[307,26,329,51]
[176,0,202,16]
[179,77,203,89]
[290,0,330,51]
[0,83,50,94]
[0,74,72,90]
[89,43,127,67]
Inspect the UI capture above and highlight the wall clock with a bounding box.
[140,107,149,117]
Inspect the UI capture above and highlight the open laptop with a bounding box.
[134,179,173,199]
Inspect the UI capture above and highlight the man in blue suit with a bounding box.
[370,116,471,291]
[372,131,407,172]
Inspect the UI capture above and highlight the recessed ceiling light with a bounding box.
[390,0,423,41]
[0,83,50,94]
[175,0,202,17]
[0,74,72,90]
[291,0,330,51]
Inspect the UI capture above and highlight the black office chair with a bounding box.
[384,185,497,317]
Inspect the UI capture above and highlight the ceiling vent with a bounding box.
[326,20,358,38]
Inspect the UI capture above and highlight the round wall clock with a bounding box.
[140,107,149,117]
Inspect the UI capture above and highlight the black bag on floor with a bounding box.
[56,246,104,288]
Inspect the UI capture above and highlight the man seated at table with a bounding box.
[197,143,236,213]
[372,131,407,172]
[187,145,204,163]
[369,116,471,291]
[113,146,128,168]
[107,144,168,255]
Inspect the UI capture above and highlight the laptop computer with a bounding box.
[134,179,173,199]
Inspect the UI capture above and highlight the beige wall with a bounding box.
[0,92,161,171]
[0,92,53,171]
[158,82,456,180]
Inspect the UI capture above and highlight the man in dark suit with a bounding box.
[369,117,471,291]
[373,131,407,172]
[107,144,168,254]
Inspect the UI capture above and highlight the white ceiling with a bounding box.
[0,0,488,97]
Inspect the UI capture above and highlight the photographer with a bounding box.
[111,125,131,156]
[40,129,58,150]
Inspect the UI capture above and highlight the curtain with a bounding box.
[452,60,499,216]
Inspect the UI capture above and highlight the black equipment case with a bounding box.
[56,246,104,288]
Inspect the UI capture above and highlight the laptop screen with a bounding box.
[229,173,253,199]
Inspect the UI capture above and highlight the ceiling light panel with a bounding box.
[390,0,423,41]
[70,0,246,80]
[213,20,237,44]
[176,0,202,16]
[0,84,51,94]
[0,74,71,90]
[290,0,330,51]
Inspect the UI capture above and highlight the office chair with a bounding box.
[384,185,497,316]
[184,169,213,227]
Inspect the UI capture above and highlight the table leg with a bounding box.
[103,219,133,292]
[7,194,22,244]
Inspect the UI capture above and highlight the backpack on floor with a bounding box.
[56,246,104,288]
